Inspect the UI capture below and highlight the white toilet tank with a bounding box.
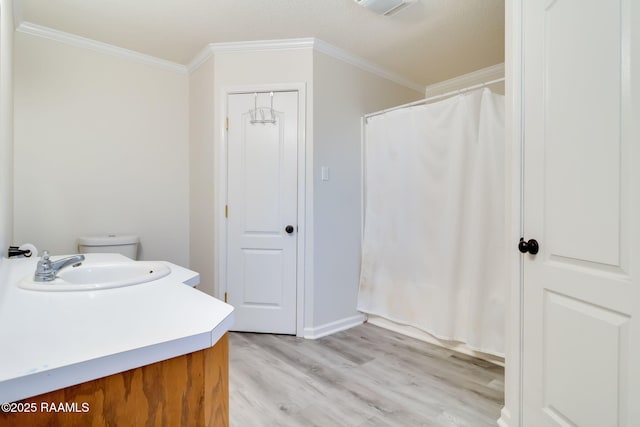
[77,234,139,260]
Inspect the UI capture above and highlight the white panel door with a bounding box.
[226,91,298,334]
[522,0,639,425]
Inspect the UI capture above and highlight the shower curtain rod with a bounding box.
[364,77,505,121]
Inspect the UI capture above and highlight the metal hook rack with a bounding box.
[249,92,277,124]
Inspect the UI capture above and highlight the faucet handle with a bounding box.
[38,251,51,267]
[34,250,54,282]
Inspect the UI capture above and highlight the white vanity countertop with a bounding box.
[0,254,234,403]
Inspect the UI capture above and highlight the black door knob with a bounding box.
[518,238,539,255]
[285,225,295,234]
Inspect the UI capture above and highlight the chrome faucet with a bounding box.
[34,251,85,282]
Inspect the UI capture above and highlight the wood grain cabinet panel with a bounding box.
[1,334,229,427]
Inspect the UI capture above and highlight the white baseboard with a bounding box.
[497,407,513,427]
[366,314,505,366]
[303,313,366,339]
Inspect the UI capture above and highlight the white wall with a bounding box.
[189,56,216,294]
[311,51,423,329]
[187,45,423,334]
[0,0,14,256]
[210,48,314,307]
[10,28,423,335]
[13,32,190,265]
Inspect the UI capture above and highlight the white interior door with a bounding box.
[522,0,639,425]
[226,91,298,334]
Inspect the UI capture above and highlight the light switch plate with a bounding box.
[321,166,330,181]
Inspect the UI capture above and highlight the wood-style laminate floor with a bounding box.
[229,323,504,427]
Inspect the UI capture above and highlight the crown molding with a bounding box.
[187,37,424,93]
[186,38,315,74]
[186,45,215,74]
[212,38,315,53]
[14,19,423,92]
[311,39,424,93]
[425,63,505,96]
[16,22,187,74]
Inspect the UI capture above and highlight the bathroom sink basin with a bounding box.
[18,261,171,291]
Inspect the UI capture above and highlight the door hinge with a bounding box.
[224,292,228,303]
[226,117,229,130]
[225,205,228,218]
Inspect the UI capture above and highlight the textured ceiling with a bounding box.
[19,0,505,87]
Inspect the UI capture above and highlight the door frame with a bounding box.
[500,1,524,426]
[216,83,307,337]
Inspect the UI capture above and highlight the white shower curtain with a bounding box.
[357,88,507,356]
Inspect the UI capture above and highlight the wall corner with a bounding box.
[0,0,15,253]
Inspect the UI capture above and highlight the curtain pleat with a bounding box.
[358,88,507,356]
